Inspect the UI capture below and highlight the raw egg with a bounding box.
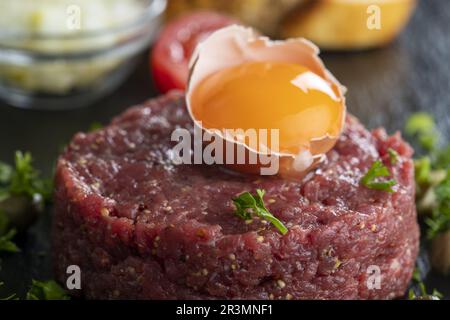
[187,26,346,178]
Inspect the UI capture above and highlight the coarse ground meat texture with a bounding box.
[52,91,419,300]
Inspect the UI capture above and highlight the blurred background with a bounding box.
[0,0,449,298]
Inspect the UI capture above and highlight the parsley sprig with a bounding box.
[409,283,443,300]
[361,160,397,192]
[388,148,399,165]
[232,189,288,235]
[0,162,12,185]
[425,169,450,239]
[0,210,19,253]
[405,113,450,239]
[0,151,52,252]
[435,145,450,169]
[0,151,52,203]
[408,268,443,300]
[1,279,69,300]
[26,280,69,300]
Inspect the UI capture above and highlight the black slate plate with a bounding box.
[0,0,449,299]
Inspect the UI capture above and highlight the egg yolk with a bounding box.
[190,61,344,155]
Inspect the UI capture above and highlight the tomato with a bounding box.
[151,11,238,93]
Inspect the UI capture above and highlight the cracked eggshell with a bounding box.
[186,25,347,178]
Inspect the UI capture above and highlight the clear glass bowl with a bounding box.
[0,0,166,110]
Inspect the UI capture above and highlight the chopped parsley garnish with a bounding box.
[412,268,421,283]
[405,113,450,239]
[1,279,68,300]
[388,148,399,165]
[0,151,52,212]
[408,282,443,300]
[4,151,53,202]
[0,162,12,185]
[0,229,20,253]
[405,112,438,151]
[0,211,19,253]
[26,280,69,300]
[361,160,397,192]
[425,169,450,239]
[232,189,288,235]
[408,267,442,300]
[414,157,432,186]
[0,151,52,248]
[435,145,450,169]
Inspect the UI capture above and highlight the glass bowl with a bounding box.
[0,0,167,110]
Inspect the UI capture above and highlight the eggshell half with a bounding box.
[186,25,347,178]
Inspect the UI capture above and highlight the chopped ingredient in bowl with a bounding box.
[0,0,155,95]
[0,0,143,36]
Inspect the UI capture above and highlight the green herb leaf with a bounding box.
[0,151,51,253]
[408,267,443,300]
[0,162,12,185]
[409,282,443,300]
[414,157,432,186]
[89,122,103,132]
[0,211,19,253]
[361,160,397,192]
[26,280,69,300]
[434,145,450,169]
[404,112,450,250]
[405,112,435,135]
[0,229,20,253]
[405,112,438,151]
[412,268,421,283]
[388,148,399,165]
[232,189,288,235]
[9,151,53,201]
[0,151,53,205]
[0,161,12,202]
[419,135,438,152]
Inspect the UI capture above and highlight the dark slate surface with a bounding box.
[0,0,449,299]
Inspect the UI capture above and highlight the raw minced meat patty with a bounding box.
[52,91,419,300]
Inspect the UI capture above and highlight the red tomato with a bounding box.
[151,11,238,93]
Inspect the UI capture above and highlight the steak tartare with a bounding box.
[52,91,419,300]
